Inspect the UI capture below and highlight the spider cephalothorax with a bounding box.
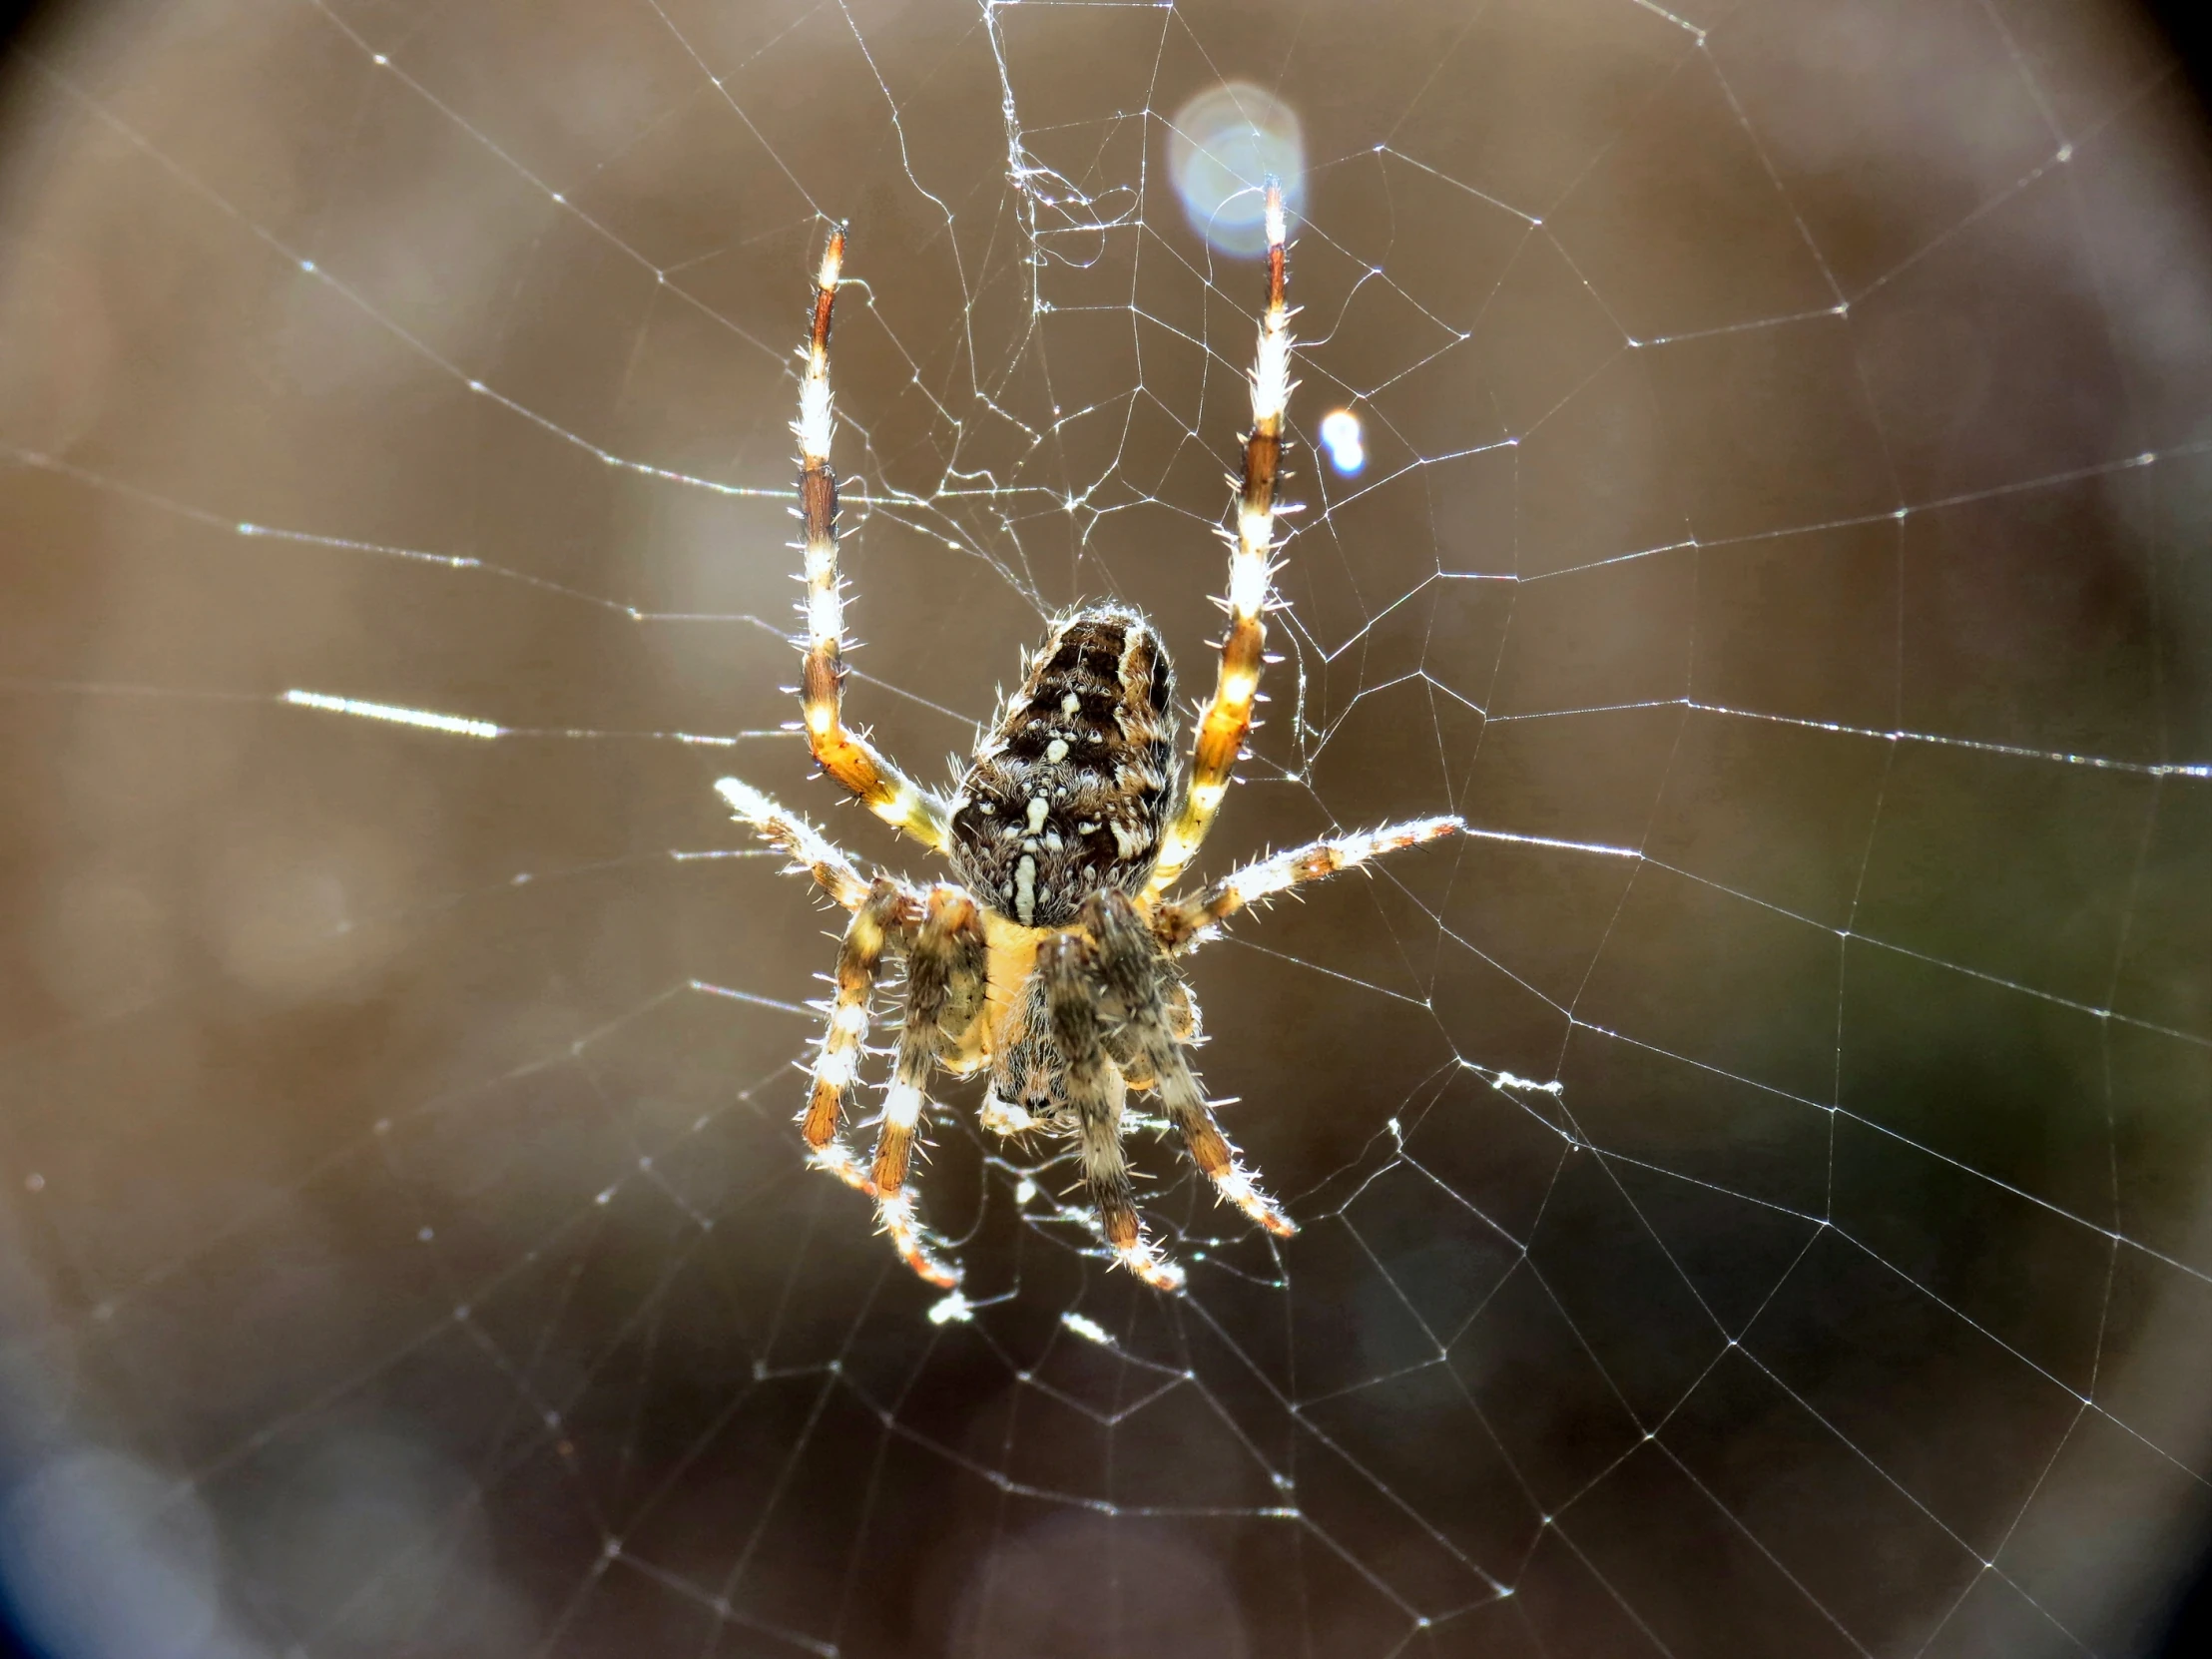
[718,184,1461,1291]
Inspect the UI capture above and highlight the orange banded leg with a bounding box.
[1150,817,1464,953]
[801,878,913,1199]
[1148,181,1295,895]
[1040,934,1185,1292]
[1082,891,1294,1241]
[868,888,982,1288]
[792,230,950,851]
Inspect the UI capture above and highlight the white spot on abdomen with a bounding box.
[1026,796,1048,833]
[1014,854,1037,924]
[1045,738,1069,764]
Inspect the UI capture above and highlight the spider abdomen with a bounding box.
[946,605,1177,927]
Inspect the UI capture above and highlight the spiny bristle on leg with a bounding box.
[1212,1164,1298,1238]
[1151,816,1465,951]
[1114,1237,1187,1293]
[715,777,874,910]
[1180,1111,1296,1238]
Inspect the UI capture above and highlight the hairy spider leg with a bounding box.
[1041,933,1187,1292]
[715,777,877,911]
[1083,891,1295,1238]
[714,779,914,1192]
[805,879,911,1156]
[714,778,974,1285]
[793,231,952,850]
[1104,975,1200,1092]
[1148,181,1295,895]
[867,887,982,1288]
[1151,817,1465,952]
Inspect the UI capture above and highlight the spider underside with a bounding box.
[718,186,1461,1292]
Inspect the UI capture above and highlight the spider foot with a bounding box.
[808,1140,879,1197]
[1213,1165,1299,1238]
[1113,1237,1188,1294]
[1100,1207,1187,1292]
[877,1192,963,1288]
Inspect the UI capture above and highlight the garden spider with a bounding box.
[718,185,1461,1291]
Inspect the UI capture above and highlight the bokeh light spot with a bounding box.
[1320,408,1366,475]
[1167,82,1304,257]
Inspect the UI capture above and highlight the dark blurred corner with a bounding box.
[4,18,56,1659]
[2090,17,2209,1655]
[3,0,43,1598]
[2141,3,2210,104]
[2145,13,2212,1642]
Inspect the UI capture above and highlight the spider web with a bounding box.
[1,0,2209,1655]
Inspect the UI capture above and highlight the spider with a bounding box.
[717,185,1461,1292]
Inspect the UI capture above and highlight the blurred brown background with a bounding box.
[1,1,2208,1655]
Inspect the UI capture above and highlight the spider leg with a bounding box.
[715,777,877,912]
[793,231,952,851]
[1040,933,1186,1292]
[1147,182,1294,896]
[801,878,913,1177]
[1105,976,1198,1092]
[865,886,982,1288]
[1151,817,1463,952]
[1083,890,1296,1240]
